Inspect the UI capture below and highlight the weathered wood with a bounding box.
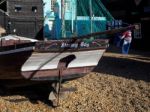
[0,35,36,79]
[0,36,108,81]
[7,0,43,18]
[0,0,44,39]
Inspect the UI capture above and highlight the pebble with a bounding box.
[0,49,149,112]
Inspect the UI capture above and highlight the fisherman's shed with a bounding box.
[0,0,43,39]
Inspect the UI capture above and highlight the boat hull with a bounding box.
[0,38,108,81]
[0,51,33,79]
[0,43,36,79]
[21,49,105,81]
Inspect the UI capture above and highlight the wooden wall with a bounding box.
[8,17,43,39]
[7,0,43,18]
[5,0,44,39]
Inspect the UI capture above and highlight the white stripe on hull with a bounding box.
[0,47,34,55]
[21,49,105,72]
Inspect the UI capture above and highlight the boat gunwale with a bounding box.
[35,38,109,52]
[0,42,36,52]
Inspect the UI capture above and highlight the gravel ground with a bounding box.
[0,46,149,112]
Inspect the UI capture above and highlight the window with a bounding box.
[14,5,22,12]
[32,6,37,13]
[51,0,56,11]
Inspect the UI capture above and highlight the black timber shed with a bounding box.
[0,0,44,39]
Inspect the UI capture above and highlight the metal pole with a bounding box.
[75,0,78,36]
[89,0,93,34]
[61,0,66,38]
[71,1,74,33]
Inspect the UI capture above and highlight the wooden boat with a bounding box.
[0,34,108,81]
[22,39,108,81]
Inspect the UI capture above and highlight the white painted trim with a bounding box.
[0,46,34,55]
[21,49,105,72]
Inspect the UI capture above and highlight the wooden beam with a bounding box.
[72,25,135,39]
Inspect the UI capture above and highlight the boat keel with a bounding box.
[48,54,76,106]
